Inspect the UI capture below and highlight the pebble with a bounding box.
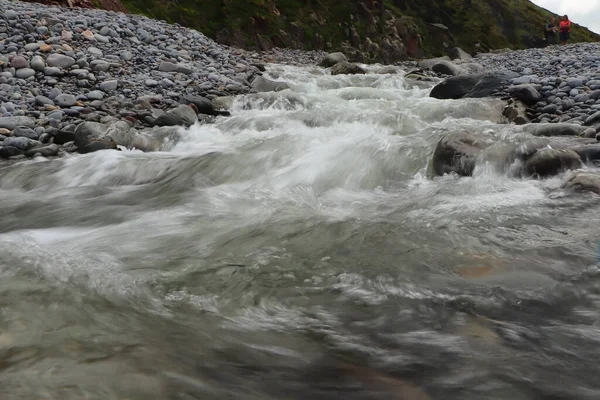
[46,54,76,68]
[98,80,118,92]
[15,68,35,79]
[55,94,77,107]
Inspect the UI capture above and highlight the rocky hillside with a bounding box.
[117,0,600,63]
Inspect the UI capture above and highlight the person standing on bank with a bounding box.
[559,15,571,45]
[545,17,557,46]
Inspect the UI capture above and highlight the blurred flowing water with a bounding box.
[1,64,600,400]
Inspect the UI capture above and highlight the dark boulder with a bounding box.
[561,172,600,194]
[524,149,582,177]
[507,84,541,106]
[153,105,198,127]
[181,95,230,117]
[331,62,367,75]
[52,129,77,145]
[430,72,512,99]
[432,131,490,176]
[0,146,23,158]
[74,121,108,148]
[574,144,600,164]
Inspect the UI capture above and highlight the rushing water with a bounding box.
[1,64,600,400]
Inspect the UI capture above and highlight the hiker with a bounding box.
[559,15,571,45]
[545,17,557,46]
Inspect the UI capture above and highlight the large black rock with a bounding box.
[574,144,600,164]
[430,72,512,99]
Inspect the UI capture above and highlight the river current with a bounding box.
[1,64,600,399]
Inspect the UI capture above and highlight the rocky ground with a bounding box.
[0,0,323,160]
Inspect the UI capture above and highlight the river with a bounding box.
[1,63,599,399]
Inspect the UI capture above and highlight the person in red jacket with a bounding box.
[559,15,572,45]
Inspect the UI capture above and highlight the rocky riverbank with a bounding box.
[0,0,322,160]
[387,44,600,194]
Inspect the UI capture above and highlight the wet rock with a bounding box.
[318,52,348,68]
[524,148,582,177]
[331,62,366,75]
[582,128,597,138]
[105,121,136,147]
[24,144,59,157]
[574,144,600,164]
[212,96,235,111]
[432,131,490,176]
[430,72,512,99]
[0,146,23,158]
[252,76,290,93]
[73,121,110,148]
[181,95,217,116]
[431,60,464,76]
[377,66,400,74]
[584,111,600,126]
[52,129,76,145]
[3,137,33,151]
[79,140,118,153]
[507,84,541,106]
[561,172,600,194]
[523,123,587,137]
[153,105,197,127]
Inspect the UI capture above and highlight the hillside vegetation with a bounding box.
[117,0,599,61]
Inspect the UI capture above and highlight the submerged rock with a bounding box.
[318,52,348,68]
[331,61,366,75]
[25,144,59,157]
[523,148,582,177]
[432,131,490,176]
[251,76,290,92]
[561,172,600,194]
